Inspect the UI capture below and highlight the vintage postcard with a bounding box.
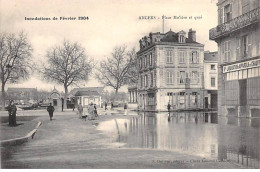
[0,0,259,169]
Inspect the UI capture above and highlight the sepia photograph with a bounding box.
[0,0,259,169]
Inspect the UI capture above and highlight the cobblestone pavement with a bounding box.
[1,109,243,169]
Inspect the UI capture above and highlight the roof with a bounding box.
[7,88,37,92]
[75,90,100,97]
[70,87,104,96]
[204,52,218,62]
[160,30,200,44]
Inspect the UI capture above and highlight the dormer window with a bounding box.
[179,35,185,43]
[178,31,186,43]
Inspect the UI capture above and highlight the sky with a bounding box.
[0,0,218,93]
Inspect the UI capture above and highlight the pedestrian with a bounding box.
[7,100,17,126]
[7,101,12,126]
[94,104,97,114]
[88,103,95,120]
[167,102,171,112]
[72,104,75,111]
[11,102,17,126]
[77,103,83,119]
[105,102,107,110]
[47,103,55,121]
[111,102,113,110]
[124,103,128,116]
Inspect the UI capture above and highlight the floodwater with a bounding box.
[97,112,260,168]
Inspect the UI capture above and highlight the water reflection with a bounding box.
[97,112,260,168]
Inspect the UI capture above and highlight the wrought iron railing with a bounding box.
[209,7,260,40]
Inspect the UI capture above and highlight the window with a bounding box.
[224,4,232,22]
[166,71,174,84]
[149,53,152,66]
[211,64,216,70]
[242,35,249,58]
[144,55,147,67]
[150,73,153,87]
[179,51,185,63]
[242,2,249,14]
[178,71,186,84]
[167,92,173,104]
[224,41,231,63]
[219,4,232,24]
[191,71,199,84]
[179,92,185,104]
[179,35,185,43]
[191,92,198,104]
[191,51,199,63]
[140,76,143,87]
[166,50,173,63]
[211,77,216,87]
[139,58,142,68]
[144,75,148,87]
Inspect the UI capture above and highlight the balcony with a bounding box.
[209,7,260,40]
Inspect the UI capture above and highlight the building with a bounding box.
[209,0,260,117]
[204,51,218,109]
[6,87,38,104]
[137,29,205,111]
[49,87,62,111]
[128,84,138,109]
[70,87,104,107]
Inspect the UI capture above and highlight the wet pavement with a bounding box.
[97,111,260,168]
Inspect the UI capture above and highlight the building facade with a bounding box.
[209,0,260,117]
[204,51,218,109]
[70,87,104,108]
[137,29,205,111]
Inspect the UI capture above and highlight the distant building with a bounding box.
[7,87,37,104]
[50,87,62,111]
[204,51,218,109]
[209,0,260,117]
[137,29,205,111]
[70,87,104,107]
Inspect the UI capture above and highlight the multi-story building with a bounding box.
[209,0,260,117]
[204,51,218,109]
[137,29,205,111]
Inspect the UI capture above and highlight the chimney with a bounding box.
[188,28,196,42]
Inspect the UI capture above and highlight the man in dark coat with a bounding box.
[167,103,171,113]
[7,100,17,126]
[47,103,55,121]
[105,102,107,110]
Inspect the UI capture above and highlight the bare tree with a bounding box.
[0,32,33,110]
[96,46,136,95]
[42,40,92,109]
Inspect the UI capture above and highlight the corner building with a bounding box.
[137,29,205,111]
[209,0,260,117]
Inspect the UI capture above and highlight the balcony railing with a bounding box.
[209,7,260,40]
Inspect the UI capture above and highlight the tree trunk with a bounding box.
[1,81,6,110]
[64,85,68,109]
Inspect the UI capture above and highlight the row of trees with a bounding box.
[0,31,138,109]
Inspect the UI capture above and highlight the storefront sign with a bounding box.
[223,59,260,73]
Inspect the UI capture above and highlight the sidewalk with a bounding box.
[0,120,39,141]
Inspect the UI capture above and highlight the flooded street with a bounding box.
[97,112,260,168]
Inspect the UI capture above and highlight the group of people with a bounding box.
[77,103,98,120]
